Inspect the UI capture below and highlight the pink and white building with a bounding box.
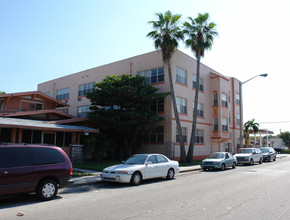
[38,50,242,160]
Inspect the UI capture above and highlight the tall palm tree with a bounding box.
[147,11,186,162]
[183,13,218,162]
[244,119,259,147]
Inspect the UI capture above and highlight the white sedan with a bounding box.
[101,154,180,185]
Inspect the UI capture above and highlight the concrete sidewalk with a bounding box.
[71,165,201,187]
[71,154,288,187]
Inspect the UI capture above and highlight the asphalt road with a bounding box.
[1,156,290,220]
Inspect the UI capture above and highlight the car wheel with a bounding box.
[37,179,58,201]
[166,168,175,180]
[220,163,225,171]
[273,156,276,161]
[232,162,236,169]
[130,172,142,185]
[259,158,263,164]
[249,159,254,166]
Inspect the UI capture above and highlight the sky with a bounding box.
[1,0,290,135]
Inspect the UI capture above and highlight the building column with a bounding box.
[72,132,76,144]
[11,128,17,143]
[77,133,80,144]
[18,128,23,143]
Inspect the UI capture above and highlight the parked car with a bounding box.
[260,147,276,162]
[0,144,73,200]
[101,154,179,185]
[234,148,263,165]
[200,152,237,171]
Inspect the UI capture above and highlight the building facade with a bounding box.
[38,50,242,160]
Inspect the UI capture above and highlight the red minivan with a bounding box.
[0,144,73,200]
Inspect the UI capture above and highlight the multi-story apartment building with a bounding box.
[38,50,242,160]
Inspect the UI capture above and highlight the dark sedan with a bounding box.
[260,147,276,162]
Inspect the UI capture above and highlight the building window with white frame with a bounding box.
[176,97,187,114]
[137,67,164,84]
[56,88,69,100]
[235,94,240,105]
[176,67,187,85]
[195,129,204,144]
[176,127,187,143]
[151,98,164,112]
[221,94,228,107]
[213,92,218,106]
[78,82,95,96]
[193,102,204,117]
[236,113,240,125]
[222,118,228,132]
[214,118,218,131]
[193,75,204,91]
[77,105,92,118]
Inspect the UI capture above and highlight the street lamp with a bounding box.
[239,73,268,149]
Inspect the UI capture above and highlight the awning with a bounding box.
[0,117,99,133]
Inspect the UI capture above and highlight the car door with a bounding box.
[143,155,159,179]
[225,153,234,167]
[156,155,170,176]
[0,147,33,196]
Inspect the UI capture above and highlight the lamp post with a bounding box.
[239,74,268,149]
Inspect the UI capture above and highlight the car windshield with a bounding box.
[124,155,148,165]
[260,148,269,153]
[237,149,252,153]
[208,153,225,159]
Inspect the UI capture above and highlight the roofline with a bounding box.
[0,91,69,107]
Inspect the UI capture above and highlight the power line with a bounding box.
[259,121,290,124]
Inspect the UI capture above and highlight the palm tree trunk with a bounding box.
[187,54,201,162]
[167,60,186,162]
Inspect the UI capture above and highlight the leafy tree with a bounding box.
[0,91,5,94]
[278,131,290,147]
[147,10,186,162]
[86,74,169,160]
[183,13,218,162]
[244,119,259,147]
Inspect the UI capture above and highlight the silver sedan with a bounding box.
[101,154,180,185]
[200,152,237,171]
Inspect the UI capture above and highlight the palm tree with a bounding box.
[244,119,259,147]
[147,11,186,162]
[183,13,218,162]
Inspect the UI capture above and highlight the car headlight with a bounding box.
[244,157,249,160]
[114,171,128,174]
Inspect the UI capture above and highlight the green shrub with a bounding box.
[282,149,290,154]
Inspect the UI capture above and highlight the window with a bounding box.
[176,97,187,114]
[176,127,187,143]
[45,92,51,97]
[156,155,168,163]
[193,75,204,91]
[77,106,92,118]
[138,67,164,84]
[29,103,42,110]
[214,118,218,131]
[56,88,69,100]
[147,155,157,164]
[236,113,240,125]
[0,147,32,168]
[222,118,228,132]
[176,67,187,85]
[151,99,164,112]
[78,82,95,96]
[213,92,218,106]
[32,147,65,165]
[235,94,240,105]
[193,102,204,117]
[141,126,164,143]
[221,94,228,107]
[195,129,204,144]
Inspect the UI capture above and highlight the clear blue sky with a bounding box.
[1,0,289,135]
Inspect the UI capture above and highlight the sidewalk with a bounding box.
[71,154,288,187]
[71,165,201,187]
